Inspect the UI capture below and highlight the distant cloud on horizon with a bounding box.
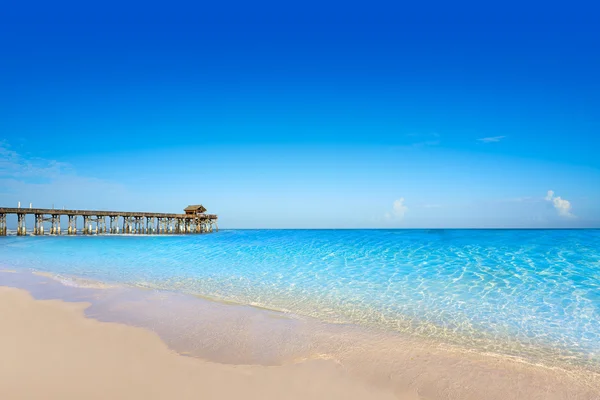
[385,198,408,220]
[545,190,575,218]
[477,136,506,143]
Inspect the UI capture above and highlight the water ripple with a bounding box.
[1,229,599,371]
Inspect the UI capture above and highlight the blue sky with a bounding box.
[1,1,599,228]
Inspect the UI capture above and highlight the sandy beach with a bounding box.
[1,268,600,400]
[0,286,397,400]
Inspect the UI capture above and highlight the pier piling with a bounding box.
[110,216,118,234]
[68,215,76,235]
[0,213,6,236]
[17,214,26,236]
[51,215,60,235]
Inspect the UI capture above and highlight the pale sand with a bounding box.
[2,277,600,400]
[0,287,398,400]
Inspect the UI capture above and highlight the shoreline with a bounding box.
[10,266,600,374]
[0,285,396,400]
[1,269,599,399]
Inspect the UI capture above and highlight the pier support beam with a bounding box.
[83,216,94,235]
[109,216,117,234]
[96,216,106,234]
[67,215,76,235]
[0,213,6,236]
[146,217,155,234]
[122,216,133,234]
[50,214,60,235]
[17,213,26,236]
[33,214,44,236]
[135,216,144,234]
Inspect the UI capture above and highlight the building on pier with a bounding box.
[0,204,218,236]
[184,204,207,215]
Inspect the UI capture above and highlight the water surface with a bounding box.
[1,229,599,371]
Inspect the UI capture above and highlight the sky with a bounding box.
[1,1,599,228]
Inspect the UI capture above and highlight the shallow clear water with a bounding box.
[1,229,599,370]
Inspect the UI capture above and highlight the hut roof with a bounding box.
[184,205,207,213]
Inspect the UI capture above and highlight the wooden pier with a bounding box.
[0,204,217,236]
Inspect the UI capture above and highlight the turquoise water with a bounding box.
[1,229,600,369]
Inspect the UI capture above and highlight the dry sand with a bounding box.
[0,286,398,400]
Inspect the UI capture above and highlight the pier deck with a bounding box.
[0,205,218,236]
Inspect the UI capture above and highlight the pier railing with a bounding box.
[0,207,218,236]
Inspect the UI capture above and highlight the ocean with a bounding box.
[1,229,599,372]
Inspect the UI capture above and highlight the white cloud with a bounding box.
[385,198,408,220]
[545,190,574,218]
[477,136,506,143]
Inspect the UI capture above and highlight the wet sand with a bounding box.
[1,270,599,399]
[0,286,397,400]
